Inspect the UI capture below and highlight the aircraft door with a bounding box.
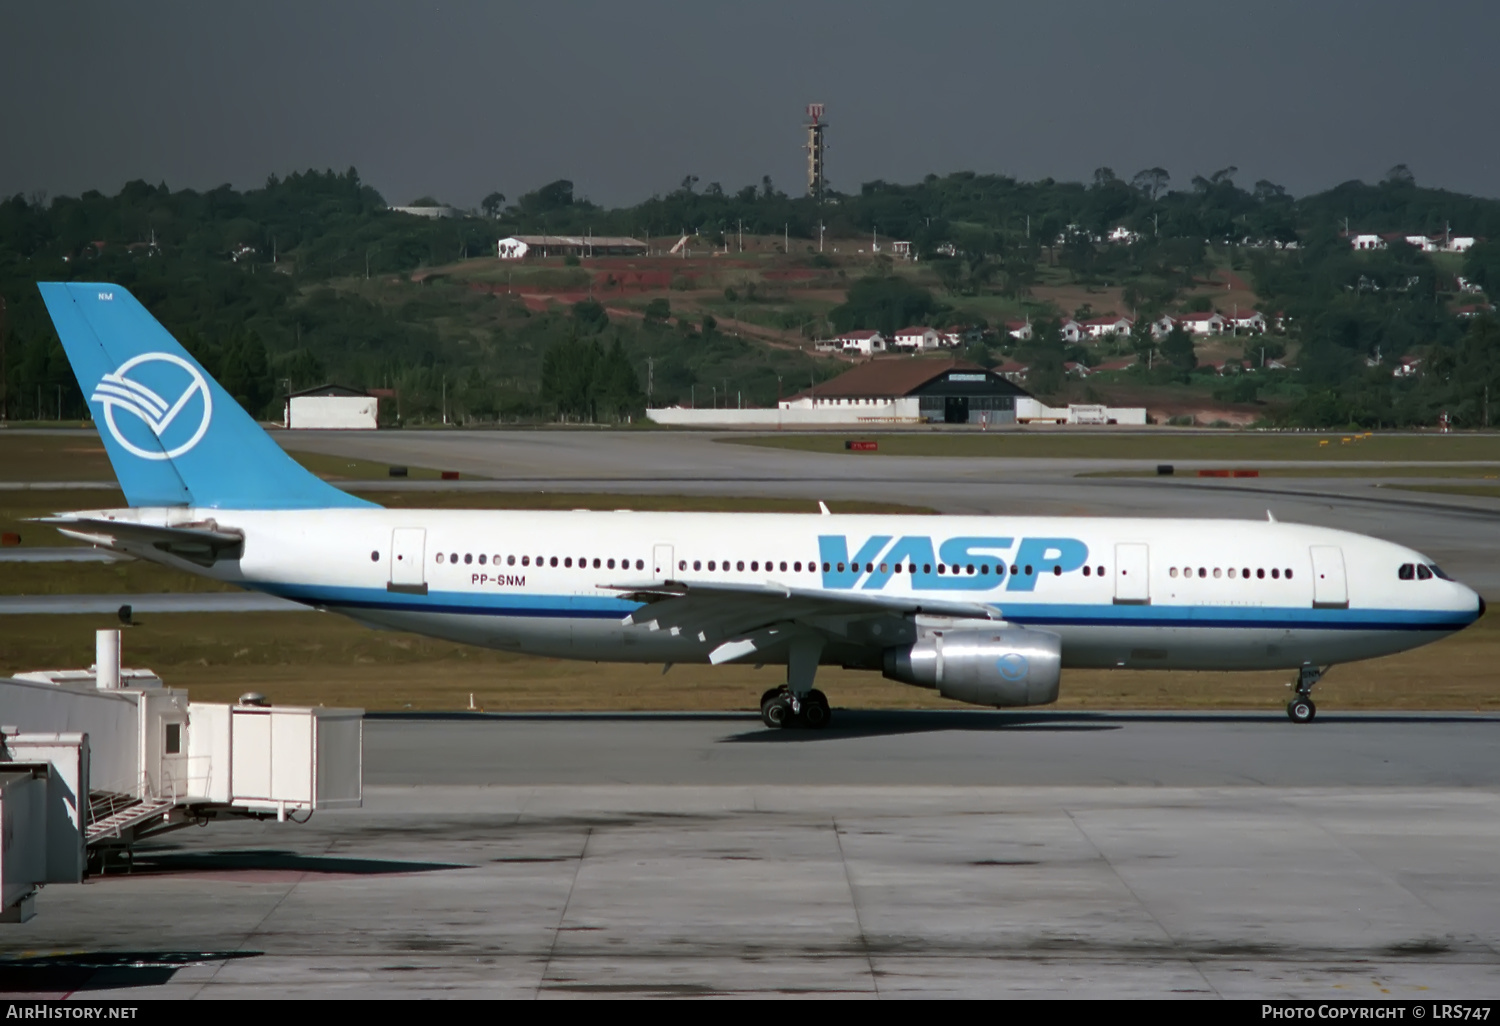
[652,544,674,583]
[1114,543,1150,604]
[1310,545,1348,608]
[388,528,429,594]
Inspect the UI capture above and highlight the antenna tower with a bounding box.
[804,103,827,200]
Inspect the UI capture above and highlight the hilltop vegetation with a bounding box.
[1,165,1499,427]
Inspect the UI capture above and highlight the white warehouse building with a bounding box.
[284,385,379,430]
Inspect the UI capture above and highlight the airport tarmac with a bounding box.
[6,713,1500,999]
[6,429,1499,998]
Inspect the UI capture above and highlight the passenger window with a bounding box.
[1025,565,1033,575]
[676,560,684,571]
[508,555,516,566]
[437,553,445,564]
[780,562,788,572]
[1285,569,1293,579]
[1213,568,1221,578]
[550,557,558,567]
[937,564,946,575]
[1198,567,1205,578]
[708,561,716,571]
[1082,566,1090,576]
[823,562,831,572]
[521,556,530,566]
[968,564,977,575]
[1096,567,1104,576]
[751,561,759,571]
[593,558,601,569]
[794,562,802,572]
[636,559,644,570]
[564,557,572,568]
[694,560,702,571]
[981,565,989,575]
[1242,567,1250,579]
[1272,568,1280,579]
[451,553,459,564]
[1170,567,1178,578]
[1256,568,1264,579]
[464,553,472,565]
[1228,568,1236,578]
[1052,566,1061,576]
[1416,564,1433,580]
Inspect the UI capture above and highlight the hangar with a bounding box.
[782,358,1032,425]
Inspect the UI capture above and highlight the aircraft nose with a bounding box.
[1480,595,1488,619]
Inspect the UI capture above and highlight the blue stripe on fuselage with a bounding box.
[255,582,1476,632]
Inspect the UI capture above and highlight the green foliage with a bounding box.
[830,275,945,335]
[1161,325,1198,374]
[643,297,671,322]
[540,336,643,422]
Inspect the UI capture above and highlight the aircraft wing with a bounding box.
[603,579,1002,664]
[40,516,244,567]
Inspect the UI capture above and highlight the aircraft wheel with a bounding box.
[1287,697,1316,723]
[762,694,793,729]
[759,687,784,709]
[803,692,832,729]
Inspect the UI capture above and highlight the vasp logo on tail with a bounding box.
[91,352,213,460]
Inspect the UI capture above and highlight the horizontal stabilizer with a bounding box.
[41,516,244,567]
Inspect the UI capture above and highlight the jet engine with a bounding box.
[882,625,1062,707]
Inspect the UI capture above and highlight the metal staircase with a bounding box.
[86,790,176,844]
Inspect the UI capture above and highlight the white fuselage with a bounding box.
[78,507,1483,677]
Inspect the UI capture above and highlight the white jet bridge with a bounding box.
[1,629,362,921]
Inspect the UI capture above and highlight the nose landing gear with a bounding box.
[1286,665,1325,723]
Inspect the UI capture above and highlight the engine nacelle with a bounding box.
[882,626,1062,707]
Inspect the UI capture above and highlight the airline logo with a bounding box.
[818,535,1089,592]
[91,352,213,460]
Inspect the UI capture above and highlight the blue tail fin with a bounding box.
[38,282,376,510]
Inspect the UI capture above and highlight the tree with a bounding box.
[643,297,671,322]
[1161,324,1198,373]
[1130,167,1170,201]
[1383,164,1416,187]
[572,299,609,333]
[1128,315,1158,368]
[481,191,506,218]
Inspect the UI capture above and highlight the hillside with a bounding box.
[2,167,1498,427]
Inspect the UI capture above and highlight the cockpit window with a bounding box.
[1416,564,1433,580]
[1398,563,1415,580]
[1429,564,1451,581]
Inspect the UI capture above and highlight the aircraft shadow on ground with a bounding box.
[120,848,468,876]
[719,708,1500,743]
[0,951,261,994]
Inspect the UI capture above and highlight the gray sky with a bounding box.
[2,1,1497,208]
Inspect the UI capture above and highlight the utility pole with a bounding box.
[0,295,7,422]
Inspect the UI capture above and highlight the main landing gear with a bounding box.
[1286,665,1325,723]
[760,687,832,729]
[759,635,831,730]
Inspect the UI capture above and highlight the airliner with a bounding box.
[36,282,1484,726]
